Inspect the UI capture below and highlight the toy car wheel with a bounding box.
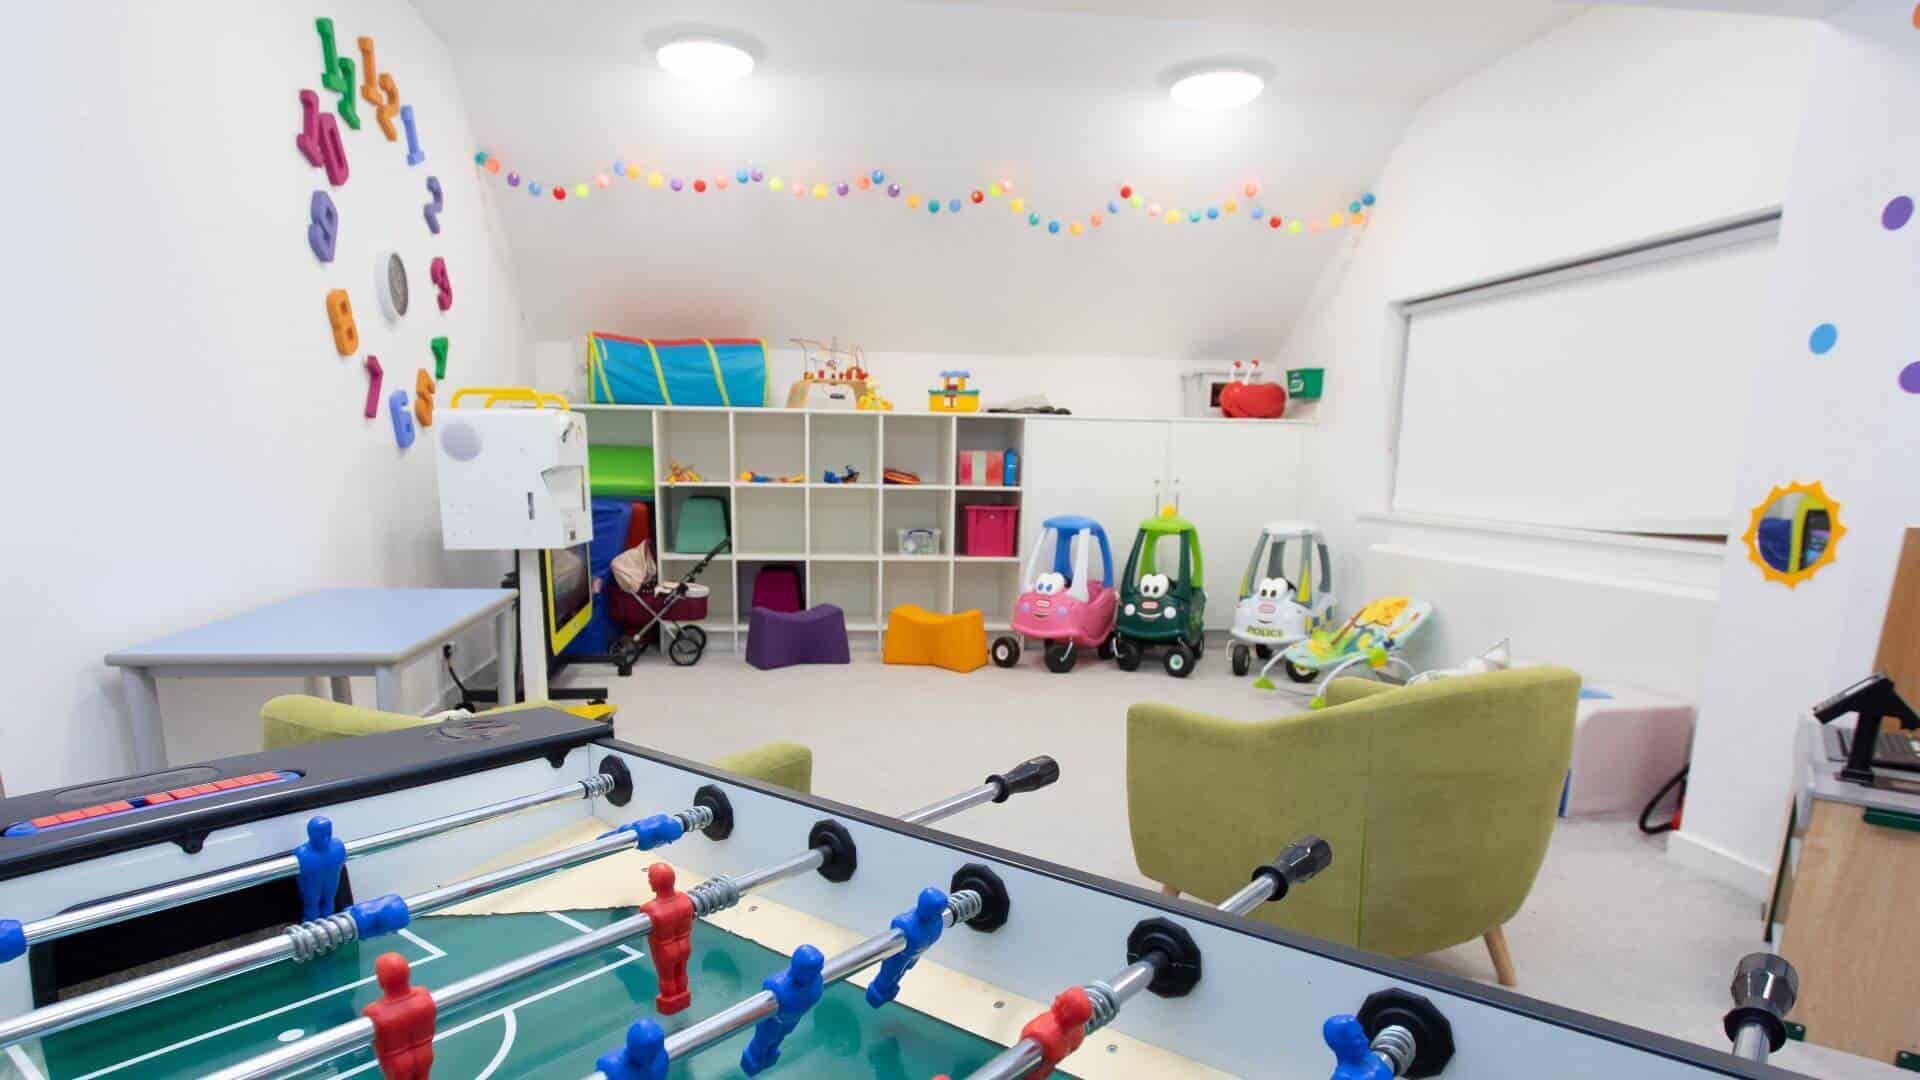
[1164,642,1195,678]
[1284,659,1317,683]
[1044,640,1077,674]
[991,636,1021,668]
[682,625,708,650]
[1191,633,1206,658]
[1231,643,1251,677]
[667,633,703,667]
[1114,637,1143,672]
[1097,634,1117,661]
[1254,644,1274,660]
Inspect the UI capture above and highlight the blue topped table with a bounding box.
[105,588,518,771]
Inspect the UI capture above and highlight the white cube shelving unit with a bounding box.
[579,405,1027,651]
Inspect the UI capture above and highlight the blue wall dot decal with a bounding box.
[1901,362,1920,395]
[1809,323,1839,355]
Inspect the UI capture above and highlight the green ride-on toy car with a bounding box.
[1113,506,1207,677]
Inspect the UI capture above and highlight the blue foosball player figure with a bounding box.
[1324,1014,1394,1080]
[741,944,826,1076]
[294,816,347,920]
[867,887,948,1008]
[596,1019,668,1080]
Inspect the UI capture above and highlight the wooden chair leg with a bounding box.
[1483,924,1517,987]
[1159,883,1181,898]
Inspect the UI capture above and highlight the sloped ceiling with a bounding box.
[417,0,1577,357]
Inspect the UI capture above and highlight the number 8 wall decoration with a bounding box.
[301,16,450,449]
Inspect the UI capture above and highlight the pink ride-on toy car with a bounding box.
[991,515,1118,673]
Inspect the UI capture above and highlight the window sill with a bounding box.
[1358,510,1730,559]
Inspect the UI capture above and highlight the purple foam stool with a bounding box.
[746,604,851,671]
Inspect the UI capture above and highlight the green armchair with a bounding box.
[260,695,813,794]
[1127,666,1578,986]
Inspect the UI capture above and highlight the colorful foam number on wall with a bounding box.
[356,37,401,141]
[389,390,416,448]
[325,288,358,355]
[414,369,436,427]
[424,176,444,234]
[363,355,383,419]
[296,90,349,186]
[1742,480,1847,589]
[429,257,452,310]
[314,18,359,129]
[307,190,338,262]
[400,104,425,166]
[430,336,449,380]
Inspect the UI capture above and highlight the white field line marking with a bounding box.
[474,1012,517,1080]
[545,911,642,959]
[333,953,647,1077]
[6,1045,48,1080]
[74,928,447,1080]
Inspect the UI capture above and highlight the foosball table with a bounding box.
[0,710,1802,1078]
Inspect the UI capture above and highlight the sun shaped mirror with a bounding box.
[1743,481,1846,588]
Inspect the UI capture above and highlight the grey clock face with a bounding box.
[385,252,409,317]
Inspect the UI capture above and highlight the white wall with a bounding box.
[0,2,531,788]
[1274,6,1818,688]
[1674,0,1920,896]
[538,341,1199,419]
[422,0,1534,358]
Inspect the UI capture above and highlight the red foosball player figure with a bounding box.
[1019,987,1095,1079]
[363,952,436,1080]
[642,863,695,1014]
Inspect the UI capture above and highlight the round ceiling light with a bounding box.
[1169,69,1263,110]
[656,37,755,82]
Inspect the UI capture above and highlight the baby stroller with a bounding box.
[607,536,728,667]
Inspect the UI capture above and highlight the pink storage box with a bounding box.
[956,451,1005,486]
[963,505,1018,557]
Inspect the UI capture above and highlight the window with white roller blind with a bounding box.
[1391,215,1780,537]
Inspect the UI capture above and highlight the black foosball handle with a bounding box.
[987,756,1059,802]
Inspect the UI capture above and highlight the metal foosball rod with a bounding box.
[0,772,623,958]
[1723,953,1798,1065]
[964,835,1332,1080]
[592,886,990,1079]
[206,755,1060,1080]
[0,788,722,1051]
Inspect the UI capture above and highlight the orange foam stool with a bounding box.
[884,605,987,673]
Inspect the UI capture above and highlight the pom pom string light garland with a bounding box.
[471,148,1374,242]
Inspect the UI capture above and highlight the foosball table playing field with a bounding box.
[0,710,1804,1078]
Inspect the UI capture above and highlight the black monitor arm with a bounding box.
[1813,673,1920,786]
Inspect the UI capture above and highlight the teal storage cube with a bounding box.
[674,496,730,553]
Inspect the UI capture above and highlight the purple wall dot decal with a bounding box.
[1884,195,1913,231]
[1809,323,1838,354]
[1900,361,1920,394]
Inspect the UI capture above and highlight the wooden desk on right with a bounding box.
[1767,720,1920,1069]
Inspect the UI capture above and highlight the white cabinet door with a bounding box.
[1167,423,1306,628]
[1021,419,1170,581]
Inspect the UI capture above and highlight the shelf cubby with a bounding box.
[880,415,953,485]
[734,411,806,481]
[953,559,1020,630]
[656,411,731,484]
[881,561,950,623]
[808,413,880,485]
[882,487,951,556]
[810,560,880,633]
[734,485,806,556]
[810,485,879,556]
